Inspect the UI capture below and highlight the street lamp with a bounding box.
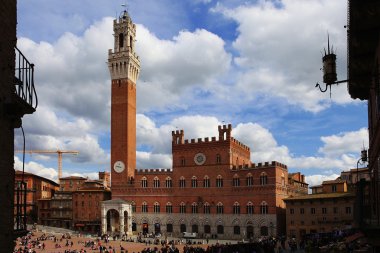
[357,149,368,184]
[315,35,348,97]
[356,148,368,229]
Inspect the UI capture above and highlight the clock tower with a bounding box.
[108,10,140,189]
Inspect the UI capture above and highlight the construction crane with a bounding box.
[14,150,79,183]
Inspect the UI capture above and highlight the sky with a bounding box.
[14,0,369,187]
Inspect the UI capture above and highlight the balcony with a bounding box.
[5,46,38,120]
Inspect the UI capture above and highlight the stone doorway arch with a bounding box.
[106,209,120,233]
[101,199,133,236]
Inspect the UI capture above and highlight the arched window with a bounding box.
[131,201,136,212]
[129,35,133,50]
[261,226,268,236]
[191,176,198,188]
[192,224,198,233]
[216,202,224,214]
[216,175,223,188]
[180,224,186,233]
[141,177,148,188]
[234,226,240,235]
[246,201,254,214]
[181,157,186,166]
[154,202,160,213]
[260,201,268,214]
[246,173,253,186]
[179,176,186,188]
[166,202,172,213]
[217,225,224,234]
[233,202,240,214]
[233,174,240,187]
[260,172,268,185]
[216,154,221,164]
[192,202,198,214]
[203,202,210,214]
[204,225,211,234]
[203,175,210,188]
[119,33,124,48]
[165,177,172,188]
[142,202,148,213]
[180,202,186,214]
[153,177,160,188]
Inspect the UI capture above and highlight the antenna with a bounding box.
[119,1,130,20]
[327,33,330,54]
[121,0,128,11]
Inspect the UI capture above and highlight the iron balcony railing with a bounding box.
[15,46,38,110]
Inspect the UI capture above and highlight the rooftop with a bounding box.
[284,192,355,201]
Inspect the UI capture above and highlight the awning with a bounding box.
[345,232,364,243]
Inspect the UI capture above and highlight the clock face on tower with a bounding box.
[194,153,206,165]
[113,161,125,173]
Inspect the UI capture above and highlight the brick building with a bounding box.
[102,10,308,240]
[37,176,86,228]
[37,172,110,232]
[284,179,355,240]
[59,176,87,191]
[14,170,58,223]
[73,180,111,233]
[38,191,72,228]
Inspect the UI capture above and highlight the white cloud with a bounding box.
[318,128,368,157]
[231,122,365,172]
[305,173,340,187]
[18,18,113,128]
[214,0,355,112]
[17,106,109,165]
[232,122,290,163]
[136,25,232,111]
[14,156,102,182]
[136,152,172,169]
[137,114,221,154]
[14,156,58,182]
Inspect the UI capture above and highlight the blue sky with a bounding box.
[15,0,368,186]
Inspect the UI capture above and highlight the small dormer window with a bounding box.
[119,33,124,48]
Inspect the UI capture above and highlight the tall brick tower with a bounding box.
[108,10,140,191]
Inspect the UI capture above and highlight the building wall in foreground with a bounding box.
[285,194,355,240]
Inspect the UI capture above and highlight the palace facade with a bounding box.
[101,10,308,240]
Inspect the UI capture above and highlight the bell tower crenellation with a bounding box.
[108,11,140,83]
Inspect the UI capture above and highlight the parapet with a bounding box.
[218,124,232,141]
[231,161,288,170]
[172,130,184,144]
[231,137,250,151]
[136,168,173,174]
[173,124,250,147]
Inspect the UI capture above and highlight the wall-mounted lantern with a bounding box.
[315,35,347,97]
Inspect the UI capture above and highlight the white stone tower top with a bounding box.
[108,10,140,83]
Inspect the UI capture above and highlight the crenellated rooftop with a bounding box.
[172,124,250,151]
[231,161,288,171]
[136,168,173,174]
